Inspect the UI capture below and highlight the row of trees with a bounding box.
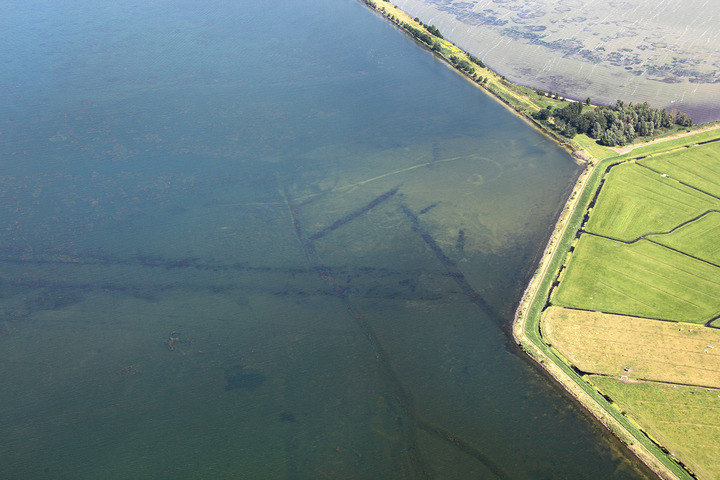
[404,24,436,46]
[364,1,488,79]
[414,19,443,39]
[534,100,694,146]
[360,0,699,148]
[449,55,474,75]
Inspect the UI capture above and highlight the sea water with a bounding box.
[0,0,655,478]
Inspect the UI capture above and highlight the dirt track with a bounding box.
[611,123,720,155]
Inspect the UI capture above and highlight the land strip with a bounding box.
[357,0,577,153]
[612,124,720,155]
[358,0,710,162]
[357,1,720,478]
[515,131,720,480]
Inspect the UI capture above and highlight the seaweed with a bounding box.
[308,186,399,241]
[25,288,83,313]
[401,204,500,322]
[281,186,432,479]
[224,366,267,391]
[418,202,440,215]
[419,421,509,479]
[281,186,508,478]
[456,229,466,252]
[280,412,296,423]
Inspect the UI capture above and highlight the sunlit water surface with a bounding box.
[0,1,657,478]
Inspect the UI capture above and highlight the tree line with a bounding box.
[360,0,697,148]
[534,99,694,146]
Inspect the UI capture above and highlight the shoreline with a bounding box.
[356,1,718,478]
[510,157,685,480]
[512,127,720,480]
[357,0,580,156]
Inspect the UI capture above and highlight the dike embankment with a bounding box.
[358,1,719,478]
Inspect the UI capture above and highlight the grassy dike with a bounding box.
[355,1,720,478]
[357,0,718,159]
[357,0,580,152]
[356,1,720,478]
[512,132,720,480]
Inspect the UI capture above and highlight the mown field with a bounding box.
[590,376,720,480]
[543,131,720,479]
[584,163,720,242]
[639,141,720,198]
[542,307,720,388]
[648,211,720,265]
[553,235,720,323]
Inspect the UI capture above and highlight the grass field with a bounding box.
[623,129,720,159]
[590,376,720,480]
[572,134,617,161]
[553,234,720,323]
[639,141,720,198]
[585,163,720,242]
[648,211,720,266]
[541,307,720,387]
[515,123,720,480]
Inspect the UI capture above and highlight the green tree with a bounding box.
[426,24,443,38]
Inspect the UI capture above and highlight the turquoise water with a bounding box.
[0,1,655,478]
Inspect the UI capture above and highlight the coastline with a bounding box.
[511,127,720,480]
[356,0,580,157]
[513,126,720,480]
[356,1,719,478]
[510,156,683,480]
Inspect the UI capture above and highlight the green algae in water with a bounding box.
[224,367,267,391]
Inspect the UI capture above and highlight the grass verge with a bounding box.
[514,129,720,480]
[590,377,720,480]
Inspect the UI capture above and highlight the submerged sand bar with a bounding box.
[359,1,720,478]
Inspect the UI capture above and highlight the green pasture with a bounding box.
[623,128,720,158]
[648,211,720,265]
[639,140,720,198]
[518,130,720,480]
[590,376,720,480]
[585,163,720,242]
[572,134,617,161]
[553,234,720,323]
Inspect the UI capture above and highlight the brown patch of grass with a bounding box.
[541,306,720,388]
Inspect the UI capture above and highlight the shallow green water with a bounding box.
[0,0,656,478]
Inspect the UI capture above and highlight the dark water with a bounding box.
[0,1,655,478]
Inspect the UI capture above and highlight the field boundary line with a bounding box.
[611,123,720,155]
[513,130,720,480]
[637,162,720,202]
